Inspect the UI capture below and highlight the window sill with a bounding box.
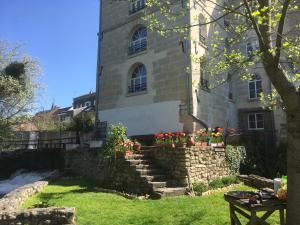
[128,50,147,58]
[126,90,148,97]
[129,8,146,17]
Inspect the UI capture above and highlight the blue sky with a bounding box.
[0,0,100,111]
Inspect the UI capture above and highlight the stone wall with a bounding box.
[64,148,152,195]
[151,146,230,186]
[0,207,75,225]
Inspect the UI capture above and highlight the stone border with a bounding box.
[0,170,76,225]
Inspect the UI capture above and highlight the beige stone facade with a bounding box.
[96,0,287,143]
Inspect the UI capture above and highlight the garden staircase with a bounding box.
[125,148,187,198]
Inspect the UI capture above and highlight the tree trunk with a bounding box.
[286,108,300,224]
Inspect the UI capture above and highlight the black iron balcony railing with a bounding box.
[128,39,147,55]
[129,1,146,14]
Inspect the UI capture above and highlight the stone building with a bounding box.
[95,0,288,145]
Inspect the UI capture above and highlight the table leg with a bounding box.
[250,211,257,225]
[230,203,235,225]
[279,209,285,225]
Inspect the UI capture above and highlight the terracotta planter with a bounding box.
[133,144,141,151]
[201,142,208,147]
[217,142,224,147]
[175,143,186,148]
[194,142,202,147]
[125,150,133,156]
[165,143,175,148]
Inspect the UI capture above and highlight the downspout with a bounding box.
[183,1,208,129]
[95,0,103,124]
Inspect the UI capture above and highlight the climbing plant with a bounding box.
[225,145,246,175]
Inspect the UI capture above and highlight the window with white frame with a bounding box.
[129,27,147,55]
[85,101,91,107]
[128,64,147,93]
[130,0,146,14]
[248,74,262,99]
[246,40,259,58]
[248,113,264,130]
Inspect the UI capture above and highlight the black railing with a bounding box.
[0,137,77,152]
[128,39,147,55]
[128,82,147,93]
[129,1,146,14]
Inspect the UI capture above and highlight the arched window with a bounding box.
[128,64,147,93]
[248,74,262,99]
[129,27,147,55]
[199,14,207,44]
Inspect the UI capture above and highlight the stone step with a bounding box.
[149,181,167,189]
[134,164,157,170]
[154,187,187,197]
[141,174,167,182]
[136,169,164,176]
[127,159,154,165]
[125,154,150,160]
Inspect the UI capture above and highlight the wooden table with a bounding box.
[224,193,286,225]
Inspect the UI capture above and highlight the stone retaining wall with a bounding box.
[64,148,152,195]
[151,146,230,186]
[0,207,75,225]
[0,170,76,225]
[238,174,274,189]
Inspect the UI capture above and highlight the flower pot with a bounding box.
[217,142,224,147]
[133,144,141,151]
[165,143,175,148]
[187,136,195,146]
[201,142,208,147]
[176,143,186,148]
[125,150,133,156]
[211,143,218,147]
[194,142,202,147]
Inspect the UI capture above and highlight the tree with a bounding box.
[142,0,299,222]
[0,41,41,140]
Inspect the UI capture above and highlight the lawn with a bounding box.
[23,178,281,225]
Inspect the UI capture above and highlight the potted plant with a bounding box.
[174,131,187,148]
[164,133,175,148]
[210,127,223,147]
[200,129,209,146]
[133,139,141,151]
[154,133,164,147]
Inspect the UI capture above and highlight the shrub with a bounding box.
[209,178,224,189]
[221,176,239,186]
[192,182,208,195]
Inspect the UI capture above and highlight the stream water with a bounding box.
[0,170,54,197]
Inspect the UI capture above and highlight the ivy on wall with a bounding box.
[225,145,246,174]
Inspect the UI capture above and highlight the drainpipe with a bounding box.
[95,0,103,124]
[183,1,208,129]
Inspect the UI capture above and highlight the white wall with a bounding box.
[99,101,183,136]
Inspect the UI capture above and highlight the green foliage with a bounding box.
[209,177,224,189]
[208,176,240,189]
[23,177,279,225]
[225,145,246,175]
[0,41,41,140]
[66,112,95,132]
[192,182,208,195]
[103,123,128,157]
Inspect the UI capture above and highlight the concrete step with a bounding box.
[136,169,164,176]
[127,159,154,165]
[149,181,167,189]
[134,164,157,170]
[141,174,167,182]
[154,187,187,197]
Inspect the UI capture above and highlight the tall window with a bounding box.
[128,64,147,93]
[246,40,259,58]
[248,113,264,130]
[130,0,146,14]
[200,59,209,91]
[129,27,147,55]
[199,14,207,44]
[248,74,262,99]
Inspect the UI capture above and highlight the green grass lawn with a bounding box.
[23,178,281,225]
